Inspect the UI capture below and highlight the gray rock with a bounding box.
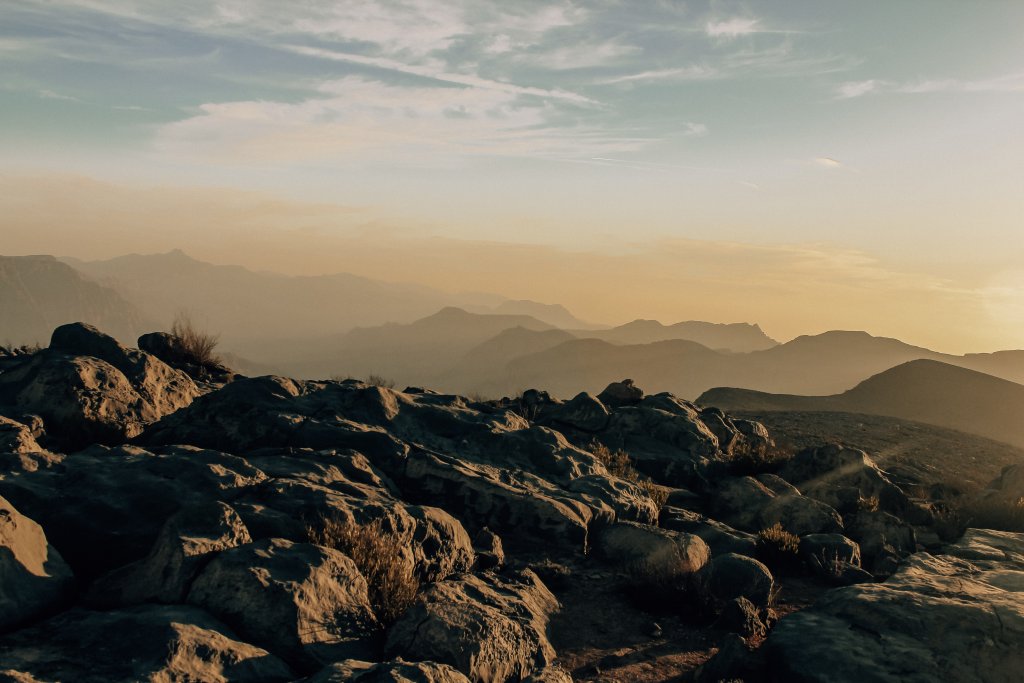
[696,553,774,609]
[386,570,559,683]
[597,379,644,408]
[187,538,379,667]
[0,323,200,449]
[0,495,74,632]
[0,604,294,682]
[660,507,758,556]
[86,501,251,607]
[757,494,843,537]
[780,444,910,517]
[767,529,1024,682]
[541,392,610,432]
[473,527,505,570]
[845,510,917,574]
[596,521,710,578]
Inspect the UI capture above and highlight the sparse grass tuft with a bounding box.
[857,494,881,513]
[307,516,419,625]
[170,312,221,367]
[727,444,792,476]
[962,496,1024,533]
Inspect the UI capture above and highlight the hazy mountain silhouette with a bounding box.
[583,319,777,351]
[277,306,558,382]
[700,359,1024,448]
[469,300,598,330]
[0,255,152,345]
[63,250,503,349]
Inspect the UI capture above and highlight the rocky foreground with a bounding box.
[1,323,1023,682]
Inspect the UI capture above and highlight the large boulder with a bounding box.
[0,444,266,580]
[845,510,917,575]
[597,379,644,408]
[660,507,758,557]
[710,476,778,531]
[187,538,379,668]
[0,323,200,448]
[695,552,774,609]
[596,521,710,578]
[86,501,252,607]
[539,392,610,432]
[0,604,294,682]
[767,529,1024,682]
[0,495,74,632]
[757,494,843,537]
[386,570,559,683]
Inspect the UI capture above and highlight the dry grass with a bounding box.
[307,516,419,625]
[857,494,881,512]
[365,374,397,389]
[590,441,667,511]
[757,523,801,571]
[170,312,221,367]
[962,496,1024,533]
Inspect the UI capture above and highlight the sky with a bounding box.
[1,0,1023,352]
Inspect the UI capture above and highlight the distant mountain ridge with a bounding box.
[0,255,152,345]
[699,359,1024,449]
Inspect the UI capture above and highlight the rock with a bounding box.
[799,533,872,585]
[981,463,1024,506]
[596,521,710,578]
[710,476,777,531]
[597,379,644,408]
[766,529,1024,682]
[86,501,251,607]
[713,597,768,639]
[0,495,74,632]
[0,323,200,449]
[695,633,763,683]
[474,527,505,570]
[0,605,294,682]
[757,495,843,537]
[660,507,758,556]
[187,538,378,668]
[780,444,910,517]
[845,510,917,574]
[0,415,61,476]
[0,444,266,580]
[565,473,659,526]
[386,570,559,683]
[696,553,774,609]
[540,392,610,432]
[307,659,471,682]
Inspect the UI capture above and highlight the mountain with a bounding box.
[0,255,152,345]
[278,307,558,382]
[470,300,598,330]
[63,250,502,350]
[700,359,1024,449]
[584,319,777,352]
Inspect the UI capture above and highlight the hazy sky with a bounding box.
[2,1,1023,352]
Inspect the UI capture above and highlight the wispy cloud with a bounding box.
[814,157,843,168]
[705,17,761,38]
[156,76,645,164]
[836,71,1024,98]
[285,44,596,105]
[596,65,717,85]
[37,89,79,101]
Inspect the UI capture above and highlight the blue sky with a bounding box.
[2,1,1023,350]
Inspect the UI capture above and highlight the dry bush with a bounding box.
[727,444,792,476]
[857,495,881,513]
[170,312,221,367]
[590,441,668,511]
[307,516,419,625]
[366,374,397,389]
[757,523,801,571]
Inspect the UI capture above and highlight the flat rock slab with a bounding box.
[767,528,1024,683]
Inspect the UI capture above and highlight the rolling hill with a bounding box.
[699,359,1024,449]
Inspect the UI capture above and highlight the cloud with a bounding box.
[596,65,718,85]
[285,45,596,104]
[836,72,1024,98]
[705,17,761,38]
[835,79,881,99]
[155,76,645,164]
[814,157,843,168]
[37,89,80,101]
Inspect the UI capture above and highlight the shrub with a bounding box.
[757,523,801,571]
[365,374,396,389]
[170,312,221,367]
[307,516,419,625]
[856,495,880,513]
[590,441,668,511]
[727,444,792,476]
